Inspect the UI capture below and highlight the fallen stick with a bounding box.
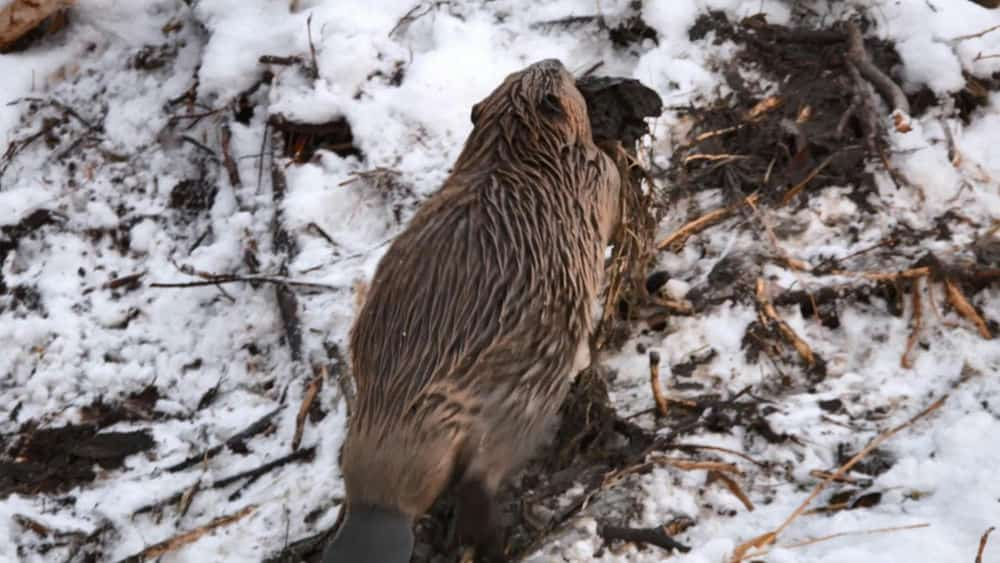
[651,296,694,315]
[599,524,691,553]
[755,278,816,366]
[708,470,755,511]
[649,351,669,417]
[851,266,930,282]
[780,153,837,206]
[657,194,759,252]
[901,275,924,369]
[977,526,996,563]
[661,443,766,467]
[944,279,993,339]
[292,368,324,451]
[730,395,947,562]
[220,124,241,188]
[845,21,911,132]
[116,505,256,563]
[167,406,281,472]
[650,456,740,474]
[213,447,316,489]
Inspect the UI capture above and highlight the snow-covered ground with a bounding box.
[1,0,999,562]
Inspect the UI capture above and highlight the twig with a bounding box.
[780,152,837,206]
[656,194,759,251]
[708,470,755,511]
[977,526,996,563]
[292,368,324,451]
[180,135,220,161]
[660,443,766,467]
[649,351,669,417]
[731,395,948,562]
[683,153,748,165]
[754,523,929,555]
[177,479,201,520]
[755,278,816,367]
[651,296,694,314]
[951,23,1000,42]
[599,524,690,553]
[745,95,783,121]
[388,1,449,38]
[944,279,992,339]
[901,275,924,369]
[167,406,281,472]
[579,60,604,78]
[807,469,863,485]
[116,506,256,563]
[213,447,315,489]
[852,266,931,282]
[650,456,740,474]
[846,21,910,131]
[307,222,337,246]
[306,14,319,79]
[845,57,879,152]
[259,54,303,65]
[220,125,241,187]
[150,275,339,291]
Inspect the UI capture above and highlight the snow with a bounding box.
[1,0,1000,562]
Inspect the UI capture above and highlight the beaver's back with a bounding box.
[343,143,618,509]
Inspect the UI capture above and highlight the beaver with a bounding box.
[322,58,621,563]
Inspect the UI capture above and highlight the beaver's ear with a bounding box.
[470,102,482,125]
[539,93,563,117]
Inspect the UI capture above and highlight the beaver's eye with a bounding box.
[470,102,482,125]
[540,93,563,117]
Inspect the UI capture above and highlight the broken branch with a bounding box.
[845,21,910,131]
[656,194,759,252]
[599,524,691,553]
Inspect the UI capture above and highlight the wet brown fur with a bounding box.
[339,59,621,542]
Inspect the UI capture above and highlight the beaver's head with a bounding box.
[462,59,594,161]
